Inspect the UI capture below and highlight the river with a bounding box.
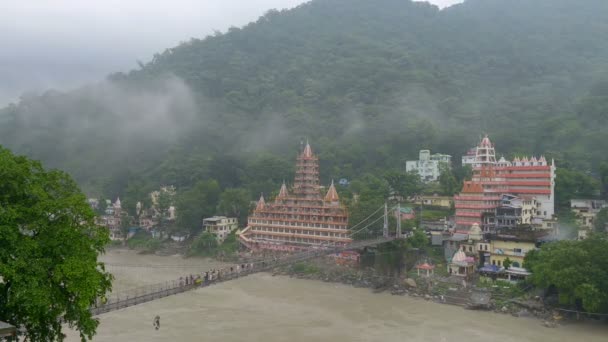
[65,249,608,341]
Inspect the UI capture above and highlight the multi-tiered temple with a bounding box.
[238,142,351,251]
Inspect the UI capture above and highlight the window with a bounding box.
[514,248,522,254]
[492,260,496,265]
[469,246,473,252]
[497,260,502,266]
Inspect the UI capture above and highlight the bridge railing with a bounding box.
[92,235,396,315]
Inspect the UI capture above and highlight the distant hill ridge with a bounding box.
[1,0,608,195]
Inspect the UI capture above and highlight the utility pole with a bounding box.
[383,202,389,238]
[396,201,402,238]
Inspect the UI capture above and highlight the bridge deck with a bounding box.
[92,236,396,315]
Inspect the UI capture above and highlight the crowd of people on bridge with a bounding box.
[178,262,262,288]
[96,256,290,309]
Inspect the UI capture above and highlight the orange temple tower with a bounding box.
[238,142,351,251]
[454,135,555,232]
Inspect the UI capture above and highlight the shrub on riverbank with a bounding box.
[291,262,321,275]
[188,230,239,258]
[125,231,162,252]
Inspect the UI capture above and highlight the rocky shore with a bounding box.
[273,260,567,327]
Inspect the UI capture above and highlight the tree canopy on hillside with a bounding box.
[0,0,607,203]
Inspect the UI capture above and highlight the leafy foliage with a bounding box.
[555,168,599,210]
[189,232,220,256]
[525,234,608,313]
[217,188,252,227]
[438,164,459,196]
[0,146,112,341]
[594,208,608,233]
[175,180,221,233]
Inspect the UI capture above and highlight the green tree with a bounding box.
[384,170,424,199]
[406,229,429,249]
[599,162,608,200]
[176,180,221,234]
[594,208,608,233]
[524,234,608,313]
[438,164,458,196]
[0,147,112,341]
[120,216,132,244]
[349,174,390,238]
[157,190,173,218]
[453,165,472,185]
[555,168,599,211]
[95,198,107,216]
[374,239,407,276]
[502,257,512,269]
[122,179,150,217]
[190,232,219,256]
[218,188,252,227]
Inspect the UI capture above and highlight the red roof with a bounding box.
[416,263,435,270]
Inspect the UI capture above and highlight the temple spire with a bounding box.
[256,193,266,211]
[277,181,289,200]
[324,179,340,203]
[475,134,497,166]
[302,140,313,158]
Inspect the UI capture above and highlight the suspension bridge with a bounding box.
[92,204,404,315]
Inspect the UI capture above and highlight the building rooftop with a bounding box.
[446,233,469,242]
[415,262,435,270]
[203,216,230,222]
[0,321,16,338]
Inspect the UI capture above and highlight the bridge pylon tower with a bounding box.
[383,202,389,238]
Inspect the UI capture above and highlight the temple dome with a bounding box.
[452,250,467,263]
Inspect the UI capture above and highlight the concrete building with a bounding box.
[571,199,607,228]
[406,150,452,183]
[411,194,454,209]
[454,135,556,232]
[461,148,477,167]
[203,216,238,243]
[441,224,551,275]
[95,197,124,240]
[571,199,608,239]
[495,195,537,229]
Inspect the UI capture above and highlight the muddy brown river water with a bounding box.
[65,249,608,341]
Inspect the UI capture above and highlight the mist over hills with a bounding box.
[1,0,608,198]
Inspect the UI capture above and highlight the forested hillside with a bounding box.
[1,0,608,207]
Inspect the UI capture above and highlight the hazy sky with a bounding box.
[0,0,463,105]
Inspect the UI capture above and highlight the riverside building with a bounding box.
[238,142,350,251]
[454,135,556,232]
